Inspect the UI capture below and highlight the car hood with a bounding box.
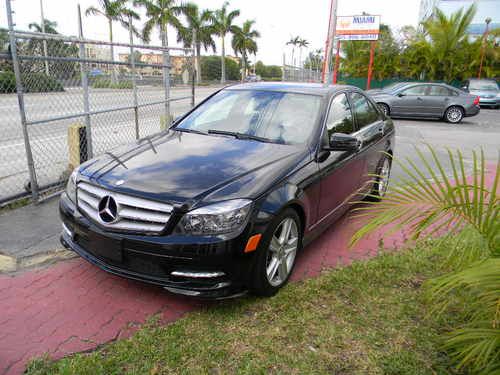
[469,89,499,98]
[365,88,384,95]
[78,130,307,207]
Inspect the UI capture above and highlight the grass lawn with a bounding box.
[27,244,467,375]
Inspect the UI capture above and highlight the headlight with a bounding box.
[177,199,252,235]
[65,169,78,203]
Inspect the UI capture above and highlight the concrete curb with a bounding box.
[0,248,77,274]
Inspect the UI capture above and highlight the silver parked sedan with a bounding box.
[461,79,499,108]
[368,82,480,123]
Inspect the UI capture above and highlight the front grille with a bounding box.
[77,181,173,234]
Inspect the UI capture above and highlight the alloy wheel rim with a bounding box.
[447,108,462,122]
[266,218,298,287]
[378,159,391,196]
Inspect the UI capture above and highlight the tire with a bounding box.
[368,155,392,201]
[444,106,464,123]
[378,103,390,116]
[249,208,302,297]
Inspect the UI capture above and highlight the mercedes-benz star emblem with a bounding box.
[98,196,118,223]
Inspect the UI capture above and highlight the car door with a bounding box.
[391,84,429,116]
[317,92,365,222]
[426,85,455,116]
[349,91,386,192]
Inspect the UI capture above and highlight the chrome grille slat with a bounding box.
[77,181,173,233]
[78,190,99,209]
[119,207,169,223]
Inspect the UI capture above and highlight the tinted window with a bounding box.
[401,85,427,96]
[428,85,453,96]
[325,93,354,136]
[350,92,379,129]
[177,90,322,144]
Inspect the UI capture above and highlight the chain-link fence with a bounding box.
[0,24,195,205]
[282,64,322,83]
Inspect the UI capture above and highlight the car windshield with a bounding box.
[469,80,499,91]
[174,90,322,145]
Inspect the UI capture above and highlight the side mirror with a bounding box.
[461,86,468,92]
[397,92,405,97]
[328,133,360,152]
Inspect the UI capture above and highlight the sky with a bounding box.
[0,0,421,65]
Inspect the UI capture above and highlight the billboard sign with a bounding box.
[336,15,381,41]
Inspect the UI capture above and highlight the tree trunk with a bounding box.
[221,34,226,84]
[196,43,201,83]
[109,18,117,84]
[242,51,246,80]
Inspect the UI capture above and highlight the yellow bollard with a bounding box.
[67,123,88,170]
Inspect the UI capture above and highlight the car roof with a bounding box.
[225,82,356,96]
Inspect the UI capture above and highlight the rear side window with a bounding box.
[325,93,354,136]
[428,85,454,96]
[350,92,379,129]
[401,85,427,96]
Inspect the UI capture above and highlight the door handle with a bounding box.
[417,97,423,101]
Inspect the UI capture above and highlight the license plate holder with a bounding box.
[88,231,123,263]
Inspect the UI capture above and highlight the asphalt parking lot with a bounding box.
[390,108,499,181]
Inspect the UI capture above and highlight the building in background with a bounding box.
[85,45,112,73]
[419,0,499,37]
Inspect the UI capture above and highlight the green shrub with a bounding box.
[1,72,64,93]
[23,72,64,92]
[0,71,16,93]
[91,78,133,89]
[200,56,240,81]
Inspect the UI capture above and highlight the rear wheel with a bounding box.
[368,155,392,201]
[249,208,301,297]
[444,106,464,123]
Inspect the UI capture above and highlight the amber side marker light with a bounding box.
[244,234,262,253]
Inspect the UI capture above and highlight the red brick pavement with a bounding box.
[1,163,496,374]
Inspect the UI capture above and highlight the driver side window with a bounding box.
[325,93,354,138]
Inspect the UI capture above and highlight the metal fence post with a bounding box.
[129,16,140,139]
[6,0,40,202]
[191,30,196,108]
[162,29,170,123]
[77,5,93,159]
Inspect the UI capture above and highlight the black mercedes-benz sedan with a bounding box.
[60,82,395,298]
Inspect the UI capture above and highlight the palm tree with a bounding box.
[133,0,185,119]
[213,1,240,83]
[85,0,139,82]
[28,19,58,34]
[298,38,309,68]
[350,146,499,373]
[421,4,476,80]
[286,36,300,66]
[177,3,216,83]
[231,20,260,80]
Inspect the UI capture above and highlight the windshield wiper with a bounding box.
[173,127,207,135]
[208,129,273,143]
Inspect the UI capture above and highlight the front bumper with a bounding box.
[60,194,263,299]
[478,97,499,107]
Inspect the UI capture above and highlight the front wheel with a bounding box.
[378,103,390,116]
[249,208,301,297]
[444,106,464,123]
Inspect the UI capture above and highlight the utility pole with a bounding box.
[39,0,50,76]
[478,17,491,79]
[322,0,339,84]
